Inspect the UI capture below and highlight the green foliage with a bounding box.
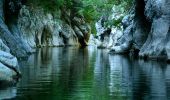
[27,0,133,34]
[78,0,133,34]
[104,16,124,29]
[27,0,72,12]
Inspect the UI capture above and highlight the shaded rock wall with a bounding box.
[0,0,25,82]
[0,0,91,81]
[0,38,20,82]
[110,0,170,60]
[0,0,32,58]
[139,0,170,59]
[18,6,91,48]
[1,0,91,58]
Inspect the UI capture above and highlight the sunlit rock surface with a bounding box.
[88,34,96,46]
[110,12,134,53]
[95,18,123,49]
[94,5,124,49]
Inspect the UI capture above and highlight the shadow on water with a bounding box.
[0,46,170,100]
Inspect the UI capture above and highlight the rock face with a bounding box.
[1,0,91,57]
[18,6,91,48]
[94,5,124,49]
[0,0,91,82]
[110,0,170,60]
[0,0,22,82]
[0,0,32,58]
[139,0,170,59]
[18,6,64,47]
[95,18,123,49]
[0,51,19,82]
[0,39,20,82]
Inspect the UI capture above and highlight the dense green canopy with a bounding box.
[28,0,133,34]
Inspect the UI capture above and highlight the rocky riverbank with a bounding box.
[1,0,170,83]
[0,0,91,82]
[93,0,170,61]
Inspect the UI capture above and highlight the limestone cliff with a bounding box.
[108,0,170,61]
[18,6,91,48]
[93,4,125,49]
[0,0,91,82]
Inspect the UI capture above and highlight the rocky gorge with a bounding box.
[94,0,170,61]
[0,0,170,86]
[0,0,91,82]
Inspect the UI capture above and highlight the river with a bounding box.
[0,46,170,100]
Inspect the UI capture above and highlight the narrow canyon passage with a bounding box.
[0,0,170,100]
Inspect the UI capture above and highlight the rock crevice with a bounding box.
[0,0,91,82]
[109,0,170,61]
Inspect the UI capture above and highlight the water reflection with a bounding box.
[0,46,170,100]
[0,87,17,100]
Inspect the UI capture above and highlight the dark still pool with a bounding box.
[1,46,170,100]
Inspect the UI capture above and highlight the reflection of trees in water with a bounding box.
[16,47,94,99]
[3,47,170,100]
[94,50,170,100]
[0,87,17,100]
[131,61,169,100]
[121,58,170,100]
[93,51,133,100]
[93,49,110,100]
[108,55,132,99]
[40,47,52,64]
[56,47,90,97]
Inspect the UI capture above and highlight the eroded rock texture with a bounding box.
[95,8,124,49]
[0,0,32,58]
[0,0,91,82]
[110,0,170,60]
[139,0,170,59]
[1,0,91,58]
[0,39,20,83]
[18,6,91,47]
[0,0,23,82]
